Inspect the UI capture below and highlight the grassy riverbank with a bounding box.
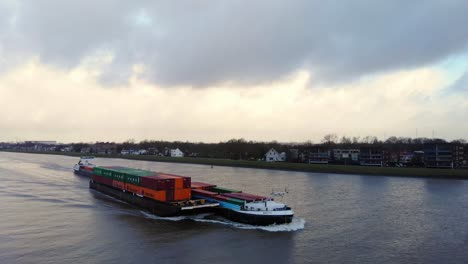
[2,150,468,179]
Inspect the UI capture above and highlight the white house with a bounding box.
[170,148,184,158]
[278,152,286,161]
[121,149,130,155]
[264,148,286,162]
[60,146,73,152]
[137,149,148,155]
[121,149,138,155]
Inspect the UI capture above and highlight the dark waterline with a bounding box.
[0,152,467,263]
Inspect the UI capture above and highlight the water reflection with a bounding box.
[1,152,468,264]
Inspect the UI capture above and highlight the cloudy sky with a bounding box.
[1,1,467,143]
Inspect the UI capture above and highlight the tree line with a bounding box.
[70,134,467,161]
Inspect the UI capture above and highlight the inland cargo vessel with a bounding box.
[74,157,294,225]
[191,182,294,225]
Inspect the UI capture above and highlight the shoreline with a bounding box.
[2,150,468,179]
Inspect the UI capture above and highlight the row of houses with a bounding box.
[118,148,185,157]
[297,143,468,168]
[80,144,186,158]
[0,141,68,152]
[2,141,467,169]
[0,142,188,158]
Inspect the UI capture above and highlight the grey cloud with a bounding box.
[0,2,13,70]
[14,1,133,68]
[2,0,468,86]
[446,69,468,94]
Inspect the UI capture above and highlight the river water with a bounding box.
[0,152,467,263]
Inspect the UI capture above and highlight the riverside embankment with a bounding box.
[2,150,467,179]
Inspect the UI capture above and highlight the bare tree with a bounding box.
[352,136,360,144]
[451,139,467,144]
[340,136,352,145]
[322,134,338,144]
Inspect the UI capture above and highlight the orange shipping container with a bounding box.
[174,188,191,201]
[141,187,166,202]
[159,174,184,189]
[112,180,125,190]
[125,183,167,202]
[125,183,142,195]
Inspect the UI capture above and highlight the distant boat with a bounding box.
[73,156,96,176]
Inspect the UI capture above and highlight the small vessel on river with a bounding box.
[73,156,95,177]
[74,157,294,225]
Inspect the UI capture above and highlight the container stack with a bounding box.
[191,182,267,207]
[92,166,191,202]
[211,186,242,193]
[222,192,267,202]
[191,189,218,198]
[191,182,217,190]
[213,195,245,206]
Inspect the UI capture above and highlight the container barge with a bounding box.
[74,157,294,225]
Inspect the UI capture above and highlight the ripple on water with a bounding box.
[139,211,306,232]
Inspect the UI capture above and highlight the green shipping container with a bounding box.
[93,166,155,185]
[95,167,117,180]
[212,186,242,194]
[112,171,125,182]
[227,198,245,206]
[93,167,102,176]
[122,169,154,186]
[101,169,115,179]
[125,174,141,185]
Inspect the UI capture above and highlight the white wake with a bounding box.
[140,211,305,232]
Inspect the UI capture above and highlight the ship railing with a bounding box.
[273,206,291,211]
[80,156,95,160]
[240,205,291,212]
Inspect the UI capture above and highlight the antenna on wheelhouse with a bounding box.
[270,186,289,199]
